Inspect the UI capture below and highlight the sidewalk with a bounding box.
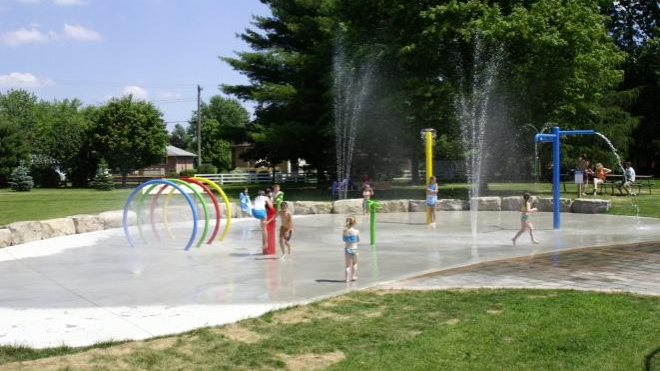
[1,211,659,348]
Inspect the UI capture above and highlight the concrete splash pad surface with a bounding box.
[1,211,659,348]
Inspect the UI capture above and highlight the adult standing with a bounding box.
[576,154,591,198]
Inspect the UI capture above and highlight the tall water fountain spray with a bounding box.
[455,41,502,237]
[333,43,375,199]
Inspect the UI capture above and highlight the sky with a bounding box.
[0,0,270,131]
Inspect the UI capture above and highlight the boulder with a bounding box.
[438,199,468,211]
[8,221,42,245]
[536,197,572,212]
[571,198,610,214]
[40,218,76,238]
[501,195,539,211]
[98,211,127,229]
[332,199,363,215]
[71,214,105,234]
[470,197,501,211]
[0,228,11,248]
[409,200,427,212]
[375,200,409,213]
[292,201,333,215]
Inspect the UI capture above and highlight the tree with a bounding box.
[92,96,168,187]
[89,158,115,191]
[0,112,30,186]
[186,96,250,171]
[8,160,34,192]
[168,123,190,150]
[31,99,90,187]
[222,0,337,176]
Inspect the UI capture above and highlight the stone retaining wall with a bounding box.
[0,196,609,248]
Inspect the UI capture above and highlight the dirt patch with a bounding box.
[273,306,350,325]
[279,350,345,371]
[215,324,263,344]
[445,318,460,325]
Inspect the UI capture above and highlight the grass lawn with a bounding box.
[1,289,658,370]
[2,180,657,226]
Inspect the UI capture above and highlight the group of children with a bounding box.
[241,178,541,283]
[240,184,293,258]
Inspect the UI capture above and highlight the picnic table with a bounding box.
[604,174,654,194]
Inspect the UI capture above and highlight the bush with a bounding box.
[8,161,34,192]
[197,163,217,174]
[31,165,63,188]
[179,169,197,177]
[89,159,115,191]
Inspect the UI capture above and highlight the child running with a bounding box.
[511,192,539,245]
[342,215,360,282]
[279,202,293,258]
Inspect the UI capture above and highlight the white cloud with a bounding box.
[54,0,89,5]
[61,23,102,41]
[122,86,149,100]
[1,27,48,46]
[156,92,184,100]
[0,72,54,87]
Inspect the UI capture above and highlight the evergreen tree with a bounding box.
[89,159,115,191]
[8,160,34,192]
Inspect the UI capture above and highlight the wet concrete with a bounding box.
[0,211,659,348]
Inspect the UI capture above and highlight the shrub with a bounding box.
[197,163,217,174]
[8,160,34,192]
[89,159,115,191]
[179,169,196,177]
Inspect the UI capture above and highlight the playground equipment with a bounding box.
[534,126,595,229]
[367,199,381,246]
[421,128,437,224]
[122,177,231,250]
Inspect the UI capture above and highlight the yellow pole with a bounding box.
[425,131,434,224]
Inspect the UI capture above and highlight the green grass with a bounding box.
[1,289,658,370]
[1,180,658,226]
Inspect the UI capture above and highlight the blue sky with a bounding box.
[0,0,270,131]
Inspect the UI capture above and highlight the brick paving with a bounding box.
[378,242,660,296]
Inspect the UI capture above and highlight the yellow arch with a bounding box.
[190,177,232,242]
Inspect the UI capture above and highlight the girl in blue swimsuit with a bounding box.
[342,216,360,282]
[512,192,539,245]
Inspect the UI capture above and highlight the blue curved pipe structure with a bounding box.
[123,179,199,250]
[535,126,595,229]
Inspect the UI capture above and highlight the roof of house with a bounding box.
[166,145,197,157]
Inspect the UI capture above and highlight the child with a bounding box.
[239,188,251,217]
[252,190,270,251]
[511,192,539,245]
[426,176,438,224]
[279,202,293,258]
[342,215,360,282]
[361,184,374,215]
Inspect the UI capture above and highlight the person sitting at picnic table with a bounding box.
[592,163,611,195]
[615,161,636,196]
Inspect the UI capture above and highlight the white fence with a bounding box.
[195,172,308,185]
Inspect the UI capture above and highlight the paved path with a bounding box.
[1,211,659,348]
[378,242,660,296]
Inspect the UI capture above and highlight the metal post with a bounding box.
[197,85,203,167]
[552,126,560,229]
[421,129,436,224]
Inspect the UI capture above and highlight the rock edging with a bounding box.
[0,196,608,248]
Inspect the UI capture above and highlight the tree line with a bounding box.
[222,0,658,181]
[1,0,657,188]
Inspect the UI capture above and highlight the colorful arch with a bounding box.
[123,179,198,250]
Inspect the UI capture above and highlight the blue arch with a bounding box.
[123,179,199,250]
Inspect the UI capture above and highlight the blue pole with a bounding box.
[552,126,560,229]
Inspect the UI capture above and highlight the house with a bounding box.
[137,145,197,176]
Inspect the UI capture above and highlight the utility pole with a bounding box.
[197,84,203,167]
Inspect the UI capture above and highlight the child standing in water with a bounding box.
[512,192,539,245]
[279,202,293,258]
[342,216,360,282]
